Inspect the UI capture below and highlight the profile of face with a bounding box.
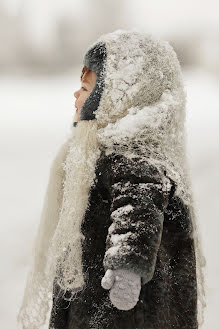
[73,66,97,122]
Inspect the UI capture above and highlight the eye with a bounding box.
[81,86,87,91]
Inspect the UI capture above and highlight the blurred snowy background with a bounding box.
[0,0,218,328]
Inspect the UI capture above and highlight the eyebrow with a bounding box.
[81,76,90,85]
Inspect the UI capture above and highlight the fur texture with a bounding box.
[49,151,199,329]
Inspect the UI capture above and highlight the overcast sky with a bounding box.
[2,0,219,35]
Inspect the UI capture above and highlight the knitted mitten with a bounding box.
[101,269,141,310]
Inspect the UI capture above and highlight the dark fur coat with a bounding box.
[48,151,198,329]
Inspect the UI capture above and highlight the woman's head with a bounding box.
[74,66,97,122]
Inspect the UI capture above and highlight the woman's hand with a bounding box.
[101,269,141,310]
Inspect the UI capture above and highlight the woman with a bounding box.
[17,29,206,329]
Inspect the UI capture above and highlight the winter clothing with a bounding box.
[101,269,142,311]
[17,29,206,329]
[101,269,115,290]
[48,151,199,329]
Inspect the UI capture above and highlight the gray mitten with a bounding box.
[101,269,141,310]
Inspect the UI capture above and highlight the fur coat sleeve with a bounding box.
[102,153,173,285]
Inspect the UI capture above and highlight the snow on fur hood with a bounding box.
[77,29,188,204]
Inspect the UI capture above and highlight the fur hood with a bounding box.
[80,29,183,125]
[77,29,189,204]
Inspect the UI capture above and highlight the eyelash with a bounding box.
[81,87,87,91]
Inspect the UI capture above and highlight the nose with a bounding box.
[74,89,80,99]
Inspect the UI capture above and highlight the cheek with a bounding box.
[78,92,90,109]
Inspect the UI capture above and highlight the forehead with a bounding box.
[81,66,89,80]
[80,67,93,84]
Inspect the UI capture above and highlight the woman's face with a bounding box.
[73,70,97,122]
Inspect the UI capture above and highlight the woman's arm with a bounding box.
[103,154,173,285]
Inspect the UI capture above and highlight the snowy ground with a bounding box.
[0,67,218,328]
